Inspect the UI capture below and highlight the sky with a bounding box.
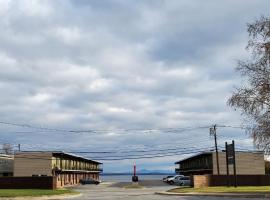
[0,0,269,173]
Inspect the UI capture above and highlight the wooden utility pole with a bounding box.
[210,124,220,175]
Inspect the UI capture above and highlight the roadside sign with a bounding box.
[228,157,234,165]
[225,140,237,187]
[227,144,234,157]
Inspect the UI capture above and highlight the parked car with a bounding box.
[174,176,191,186]
[162,175,174,182]
[79,178,100,185]
[167,175,184,185]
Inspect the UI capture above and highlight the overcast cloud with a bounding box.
[0,0,269,172]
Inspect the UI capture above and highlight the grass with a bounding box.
[0,188,78,197]
[169,186,270,193]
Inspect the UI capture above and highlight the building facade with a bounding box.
[14,151,102,188]
[0,154,13,177]
[175,151,265,176]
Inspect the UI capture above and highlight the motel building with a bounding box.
[175,151,265,176]
[14,151,103,188]
[174,151,268,188]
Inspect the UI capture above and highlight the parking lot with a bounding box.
[68,182,264,200]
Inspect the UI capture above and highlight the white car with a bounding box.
[162,175,174,182]
[174,176,191,186]
[167,175,184,185]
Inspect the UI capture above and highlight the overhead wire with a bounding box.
[0,121,212,134]
[68,147,214,158]
[0,120,258,161]
[11,147,214,161]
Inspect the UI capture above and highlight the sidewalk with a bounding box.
[156,191,270,198]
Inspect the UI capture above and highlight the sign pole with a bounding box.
[232,140,237,188]
[225,142,229,187]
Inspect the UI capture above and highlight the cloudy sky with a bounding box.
[0,0,269,172]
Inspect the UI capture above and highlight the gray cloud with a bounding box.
[0,0,267,172]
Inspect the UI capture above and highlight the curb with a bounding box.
[155,191,270,198]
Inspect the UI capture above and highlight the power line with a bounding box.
[67,145,217,154]
[68,147,215,157]
[11,148,260,162]
[10,138,214,154]
[81,148,216,160]
[11,148,214,161]
[8,141,216,155]
[0,121,212,134]
[0,120,252,132]
[95,149,213,161]
[216,125,248,129]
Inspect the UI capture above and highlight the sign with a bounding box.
[228,157,234,165]
[225,140,237,187]
[227,144,234,157]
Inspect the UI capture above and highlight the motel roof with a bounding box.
[175,151,213,164]
[175,150,264,164]
[15,151,102,164]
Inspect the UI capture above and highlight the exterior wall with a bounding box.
[14,152,53,176]
[212,152,265,175]
[193,175,270,188]
[193,175,210,188]
[0,155,14,176]
[55,172,100,188]
[0,176,57,189]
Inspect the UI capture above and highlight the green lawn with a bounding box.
[0,188,78,197]
[169,186,270,193]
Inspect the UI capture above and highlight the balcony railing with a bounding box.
[179,164,212,171]
[53,164,103,172]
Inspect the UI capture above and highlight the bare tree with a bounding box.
[2,143,13,155]
[228,16,270,151]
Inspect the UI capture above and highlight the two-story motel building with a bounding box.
[14,151,102,188]
[175,151,265,176]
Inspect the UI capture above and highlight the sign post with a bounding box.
[225,142,229,187]
[132,162,138,183]
[225,140,237,187]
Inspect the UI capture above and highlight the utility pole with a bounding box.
[210,124,220,175]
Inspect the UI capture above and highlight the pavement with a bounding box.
[64,181,267,200]
[0,181,265,200]
[110,180,170,187]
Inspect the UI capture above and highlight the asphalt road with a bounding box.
[68,182,264,200]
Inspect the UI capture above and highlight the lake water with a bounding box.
[101,174,171,182]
